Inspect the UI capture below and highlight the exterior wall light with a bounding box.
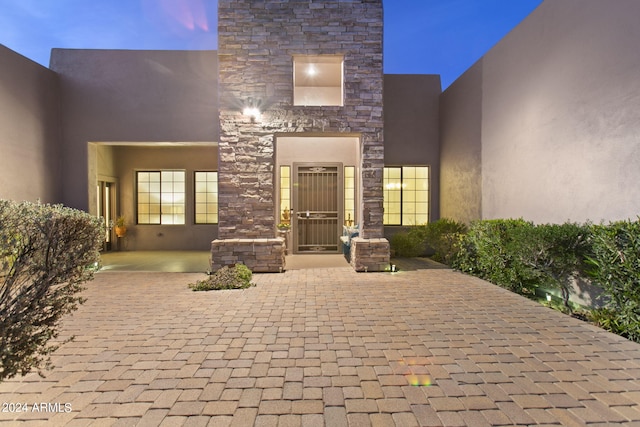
[243,107,261,122]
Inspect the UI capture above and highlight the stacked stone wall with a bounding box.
[214,0,388,272]
[350,237,390,272]
[210,238,285,273]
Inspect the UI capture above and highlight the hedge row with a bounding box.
[392,218,640,343]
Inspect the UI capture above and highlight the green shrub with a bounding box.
[390,231,424,257]
[0,200,103,382]
[447,216,640,342]
[586,219,640,342]
[451,219,543,297]
[452,219,592,303]
[410,218,467,265]
[521,222,591,312]
[189,264,254,291]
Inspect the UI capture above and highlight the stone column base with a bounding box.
[350,237,390,272]
[211,238,285,273]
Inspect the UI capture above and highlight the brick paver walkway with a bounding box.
[1,261,640,426]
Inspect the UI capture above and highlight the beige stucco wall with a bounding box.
[384,74,441,223]
[439,62,483,224]
[49,49,219,211]
[441,0,640,224]
[0,45,61,203]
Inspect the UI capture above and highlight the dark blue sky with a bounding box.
[0,0,543,89]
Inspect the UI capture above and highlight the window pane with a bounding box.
[137,170,185,225]
[416,167,429,179]
[403,167,416,179]
[383,166,429,226]
[194,171,218,224]
[416,191,428,203]
[405,167,428,225]
[279,166,291,224]
[344,166,356,227]
[388,213,401,225]
[404,191,415,202]
[384,160,402,233]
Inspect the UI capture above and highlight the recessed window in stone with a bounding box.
[293,55,344,106]
[344,166,356,226]
[279,166,291,225]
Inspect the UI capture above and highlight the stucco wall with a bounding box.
[384,74,441,222]
[441,0,640,224]
[439,62,483,224]
[482,0,640,223]
[49,49,219,211]
[0,45,61,203]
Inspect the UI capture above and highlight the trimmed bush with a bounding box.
[521,222,591,312]
[390,231,424,258]
[451,219,543,297]
[442,216,640,343]
[410,218,467,265]
[0,200,103,382]
[586,220,640,342]
[189,264,254,291]
[452,219,591,305]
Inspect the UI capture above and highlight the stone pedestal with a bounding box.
[350,237,390,272]
[211,238,285,273]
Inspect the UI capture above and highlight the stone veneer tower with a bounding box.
[212,0,389,272]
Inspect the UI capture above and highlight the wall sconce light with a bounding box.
[242,97,262,122]
[243,107,261,122]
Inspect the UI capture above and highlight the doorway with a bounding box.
[293,163,342,253]
[275,135,361,255]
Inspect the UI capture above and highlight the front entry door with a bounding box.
[293,164,342,253]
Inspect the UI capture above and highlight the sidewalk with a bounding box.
[1,260,639,426]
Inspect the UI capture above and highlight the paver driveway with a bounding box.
[1,260,640,426]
